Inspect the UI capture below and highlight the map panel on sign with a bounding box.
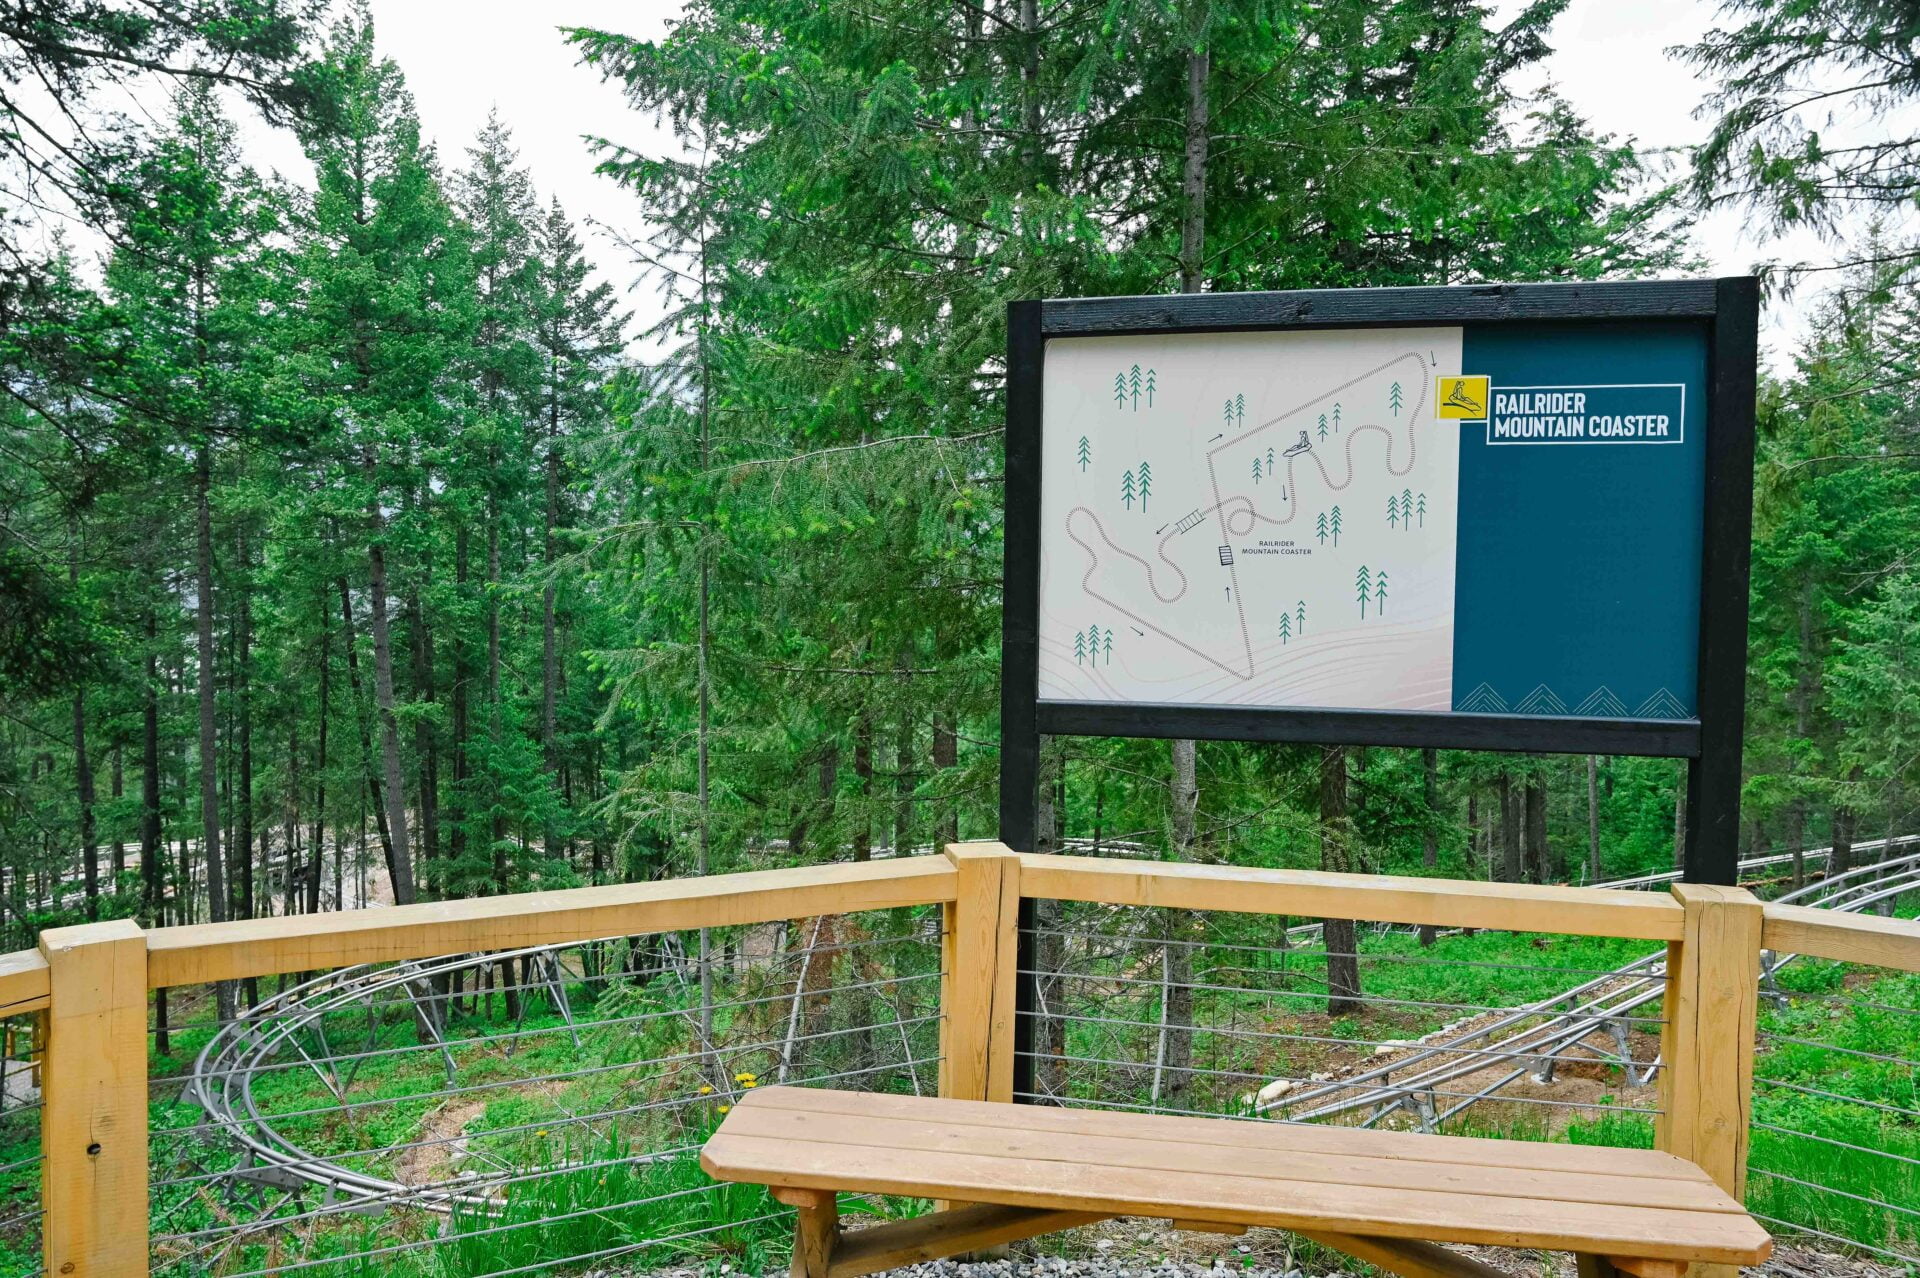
[1038,328,1464,711]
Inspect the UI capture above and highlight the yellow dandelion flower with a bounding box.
[536,1130,549,1137]
[718,1104,732,1114]
[735,1071,757,1083]
[699,1085,714,1095]
[742,1080,757,1088]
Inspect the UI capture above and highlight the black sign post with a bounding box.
[998,278,1758,1105]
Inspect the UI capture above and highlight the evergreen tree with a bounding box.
[284,7,476,906]
[1691,0,1920,273]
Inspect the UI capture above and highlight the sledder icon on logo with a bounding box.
[1437,375,1489,419]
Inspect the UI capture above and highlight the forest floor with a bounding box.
[602,1219,1914,1278]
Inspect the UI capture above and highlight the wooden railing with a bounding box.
[7,841,1919,1278]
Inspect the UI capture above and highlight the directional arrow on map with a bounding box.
[1130,626,1144,636]
[1156,524,1168,535]
[1209,433,1224,442]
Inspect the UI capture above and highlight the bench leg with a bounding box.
[1589,1257,1691,1278]
[1297,1230,1508,1278]
[774,1188,839,1278]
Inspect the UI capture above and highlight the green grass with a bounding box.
[130,914,941,1277]
[426,1131,792,1278]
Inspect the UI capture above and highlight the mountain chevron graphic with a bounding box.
[1634,688,1692,719]
[1572,687,1632,718]
[1513,684,1569,716]
[1455,683,1508,714]
[1456,683,1692,718]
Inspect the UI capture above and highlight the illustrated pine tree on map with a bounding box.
[1330,505,1343,545]
[1386,493,1400,528]
[1317,413,1328,442]
[1266,446,1275,473]
[1075,631,1087,664]
[1389,381,1404,416]
[1084,623,1100,662]
[1401,489,1413,531]
[1316,511,1329,544]
[1334,402,1343,431]
[1356,564,1373,618]
[1417,493,1427,526]
[1121,468,1136,508]
[1138,460,1153,510]
[1145,369,1157,406]
[1129,364,1142,409]
[1252,457,1263,485]
[1297,600,1307,633]
[1278,613,1292,645]
[1235,393,1245,424]
[1376,570,1389,615]
[1113,372,1127,408]
[1103,629,1114,663]
[1223,398,1235,427]
[1077,436,1091,470]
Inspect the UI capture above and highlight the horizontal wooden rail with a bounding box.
[1761,903,1920,972]
[147,857,958,987]
[0,947,50,1016]
[1017,852,1686,941]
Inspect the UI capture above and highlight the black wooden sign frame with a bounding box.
[997,279,1759,1101]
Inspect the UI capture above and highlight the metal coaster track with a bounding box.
[1263,839,1920,1129]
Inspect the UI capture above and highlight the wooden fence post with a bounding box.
[940,842,1021,1104]
[1656,882,1761,1216]
[40,918,149,1278]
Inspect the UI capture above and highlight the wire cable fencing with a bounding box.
[1748,888,1920,1267]
[0,1012,42,1278]
[1016,900,1663,1143]
[1020,846,1920,1269]
[144,907,942,1278]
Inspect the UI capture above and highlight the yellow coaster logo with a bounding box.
[1437,375,1489,419]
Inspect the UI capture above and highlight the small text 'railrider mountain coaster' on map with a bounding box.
[1037,322,1708,720]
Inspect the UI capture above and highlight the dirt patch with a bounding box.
[393,1097,486,1186]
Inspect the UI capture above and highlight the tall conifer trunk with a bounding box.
[364,451,417,906]
[1588,755,1602,881]
[406,566,439,895]
[337,574,394,872]
[1420,749,1439,945]
[1498,772,1521,882]
[451,526,471,877]
[142,607,163,922]
[236,527,254,924]
[1321,746,1362,1016]
[195,446,233,1020]
[933,713,958,848]
[308,594,330,915]
[1525,778,1548,883]
[487,494,506,897]
[543,398,561,766]
[70,531,97,919]
[111,743,124,880]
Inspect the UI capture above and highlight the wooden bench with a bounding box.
[700,1087,1771,1278]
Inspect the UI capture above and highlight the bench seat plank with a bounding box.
[721,1101,1733,1213]
[701,1089,1771,1266]
[743,1086,1710,1182]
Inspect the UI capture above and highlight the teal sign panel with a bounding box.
[1452,322,1708,719]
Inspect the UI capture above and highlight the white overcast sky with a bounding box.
[227,0,1863,364]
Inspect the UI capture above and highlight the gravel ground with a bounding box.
[614,1219,1911,1278]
